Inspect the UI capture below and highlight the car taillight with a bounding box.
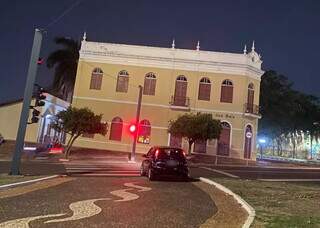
[155,149,159,158]
[183,150,186,157]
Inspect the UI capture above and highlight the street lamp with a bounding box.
[258,138,266,159]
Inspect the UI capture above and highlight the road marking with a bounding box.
[200,177,255,228]
[218,170,320,173]
[0,175,59,189]
[124,183,152,192]
[110,188,140,202]
[45,198,110,224]
[0,183,151,225]
[200,167,239,178]
[70,173,140,177]
[258,179,320,182]
[0,213,65,228]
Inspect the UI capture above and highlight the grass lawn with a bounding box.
[211,178,320,228]
[0,174,43,186]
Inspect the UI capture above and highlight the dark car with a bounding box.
[140,146,189,181]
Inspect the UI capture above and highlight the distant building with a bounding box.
[72,33,263,161]
[0,94,69,145]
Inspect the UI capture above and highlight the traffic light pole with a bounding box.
[131,85,143,162]
[10,29,43,175]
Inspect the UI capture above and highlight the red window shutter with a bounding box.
[90,74,102,90]
[143,78,150,95]
[149,79,156,95]
[198,83,211,101]
[117,76,129,92]
[220,86,233,103]
[89,74,96,89]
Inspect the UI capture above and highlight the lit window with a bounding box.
[138,119,151,144]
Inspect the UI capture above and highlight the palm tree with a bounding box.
[47,37,80,101]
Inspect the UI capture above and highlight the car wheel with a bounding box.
[148,168,155,181]
[140,165,145,176]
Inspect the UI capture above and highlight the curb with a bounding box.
[0,175,60,189]
[199,177,255,228]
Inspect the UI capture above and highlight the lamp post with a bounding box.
[311,122,319,160]
[258,138,266,159]
[130,85,143,162]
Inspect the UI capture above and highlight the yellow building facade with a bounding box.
[72,35,263,161]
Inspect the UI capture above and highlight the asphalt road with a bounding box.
[198,166,320,180]
[0,176,216,228]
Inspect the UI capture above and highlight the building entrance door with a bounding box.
[169,135,182,148]
[217,122,231,156]
[194,140,207,153]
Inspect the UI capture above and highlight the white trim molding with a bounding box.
[80,41,264,80]
[73,96,246,116]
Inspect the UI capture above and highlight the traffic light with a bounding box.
[129,124,136,134]
[35,87,46,107]
[31,109,40,123]
[37,57,44,65]
[28,85,46,124]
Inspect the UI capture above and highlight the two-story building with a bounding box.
[72,33,263,161]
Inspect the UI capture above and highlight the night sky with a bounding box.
[1,0,320,103]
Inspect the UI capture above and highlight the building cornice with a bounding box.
[79,41,264,80]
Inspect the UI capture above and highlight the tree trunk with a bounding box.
[188,140,194,155]
[65,134,79,159]
[64,134,74,158]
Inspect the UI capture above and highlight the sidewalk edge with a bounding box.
[199,177,255,228]
[0,175,60,189]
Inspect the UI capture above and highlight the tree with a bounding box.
[53,107,107,159]
[259,70,320,158]
[47,37,80,101]
[168,113,222,155]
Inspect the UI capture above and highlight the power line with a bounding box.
[45,0,84,30]
[81,60,143,90]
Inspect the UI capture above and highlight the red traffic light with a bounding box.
[37,57,44,65]
[129,124,136,133]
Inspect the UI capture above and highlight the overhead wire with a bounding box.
[44,0,85,30]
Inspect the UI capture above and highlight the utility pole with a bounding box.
[10,29,43,175]
[131,85,143,162]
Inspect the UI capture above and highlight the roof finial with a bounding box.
[83,31,87,41]
[171,39,175,49]
[243,44,247,54]
[251,40,255,52]
[196,41,200,51]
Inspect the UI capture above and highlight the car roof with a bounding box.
[152,146,183,150]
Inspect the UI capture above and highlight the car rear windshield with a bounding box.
[157,148,185,160]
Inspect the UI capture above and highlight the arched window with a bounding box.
[220,79,233,103]
[109,117,123,141]
[90,68,103,90]
[116,70,129,92]
[137,119,151,144]
[198,77,211,101]
[143,72,156,95]
[217,122,231,156]
[173,75,188,106]
[247,83,255,113]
